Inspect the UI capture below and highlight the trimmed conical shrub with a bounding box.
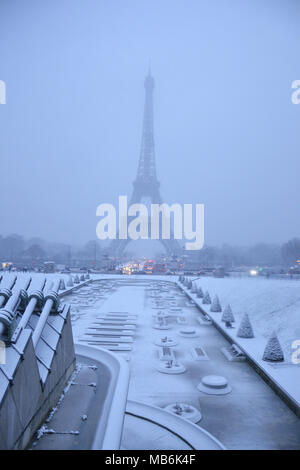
[210,295,222,312]
[74,274,80,284]
[191,282,197,293]
[187,280,192,290]
[80,274,85,282]
[202,291,211,304]
[262,332,284,362]
[197,287,204,298]
[66,276,73,287]
[59,279,66,291]
[221,304,235,323]
[85,273,90,280]
[237,314,254,338]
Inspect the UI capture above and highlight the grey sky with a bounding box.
[0,0,300,247]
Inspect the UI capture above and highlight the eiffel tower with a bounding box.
[109,70,181,257]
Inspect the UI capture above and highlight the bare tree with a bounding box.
[281,238,300,265]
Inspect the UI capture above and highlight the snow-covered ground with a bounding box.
[61,277,300,449]
[190,276,300,358]
[2,271,299,448]
[3,271,299,365]
[183,276,300,408]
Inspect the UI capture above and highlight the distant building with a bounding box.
[43,261,56,273]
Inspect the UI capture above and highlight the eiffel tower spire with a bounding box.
[135,70,157,182]
[109,70,181,257]
[131,69,160,203]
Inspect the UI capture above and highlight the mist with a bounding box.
[1,0,300,249]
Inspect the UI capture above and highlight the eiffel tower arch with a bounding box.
[109,71,182,258]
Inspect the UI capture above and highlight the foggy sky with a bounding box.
[1,0,300,247]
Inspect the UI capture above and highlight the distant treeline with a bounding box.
[186,239,300,267]
[0,234,103,265]
[0,233,299,267]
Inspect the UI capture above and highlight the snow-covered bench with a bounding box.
[220,343,246,362]
[196,315,212,326]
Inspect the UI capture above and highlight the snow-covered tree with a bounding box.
[80,274,85,281]
[210,295,222,312]
[187,279,192,290]
[58,279,66,291]
[237,314,254,338]
[197,287,204,298]
[262,332,284,362]
[74,274,80,284]
[85,273,90,280]
[202,291,211,304]
[191,282,197,293]
[66,276,73,287]
[221,304,235,323]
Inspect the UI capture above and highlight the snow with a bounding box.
[6,272,299,448]
[184,276,300,408]
[62,276,300,449]
[197,375,232,395]
[189,277,300,355]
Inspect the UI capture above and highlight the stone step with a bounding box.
[79,340,132,351]
[100,314,137,320]
[96,316,137,325]
[91,322,136,330]
[87,328,134,336]
[82,334,133,343]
